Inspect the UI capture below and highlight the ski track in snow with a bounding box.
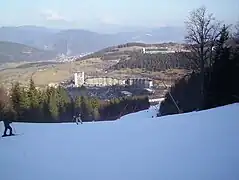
[0,104,239,180]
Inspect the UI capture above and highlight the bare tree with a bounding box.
[185,6,221,105]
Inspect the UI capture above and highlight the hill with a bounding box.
[78,42,191,82]
[0,41,57,63]
[0,26,185,55]
[0,42,190,88]
[79,42,187,60]
[108,52,191,72]
[0,103,238,180]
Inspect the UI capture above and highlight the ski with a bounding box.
[1,133,23,138]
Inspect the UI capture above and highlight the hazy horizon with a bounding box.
[0,24,186,34]
[0,0,238,33]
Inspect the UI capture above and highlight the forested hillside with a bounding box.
[0,79,150,122]
[109,52,192,71]
[0,41,57,63]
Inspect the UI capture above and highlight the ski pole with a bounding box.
[0,121,2,135]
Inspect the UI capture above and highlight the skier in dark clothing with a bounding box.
[2,119,13,136]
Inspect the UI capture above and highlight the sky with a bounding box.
[0,0,238,31]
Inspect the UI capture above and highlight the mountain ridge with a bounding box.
[0,25,185,55]
[0,41,57,63]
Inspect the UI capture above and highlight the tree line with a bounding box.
[0,80,150,122]
[159,7,239,116]
[109,52,193,72]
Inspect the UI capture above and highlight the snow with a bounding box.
[1,103,239,180]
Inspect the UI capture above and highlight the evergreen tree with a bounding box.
[28,78,39,108]
[89,98,100,120]
[92,108,100,121]
[213,25,230,64]
[74,96,82,115]
[27,78,41,120]
[56,87,70,108]
[42,87,53,121]
[11,83,30,120]
[10,82,21,118]
[80,96,93,121]
[56,87,70,119]
[48,92,59,120]
[61,87,72,121]
[205,25,231,108]
[37,90,46,121]
[90,98,100,110]
[19,87,31,120]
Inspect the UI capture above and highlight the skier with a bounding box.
[2,119,13,137]
[75,113,82,125]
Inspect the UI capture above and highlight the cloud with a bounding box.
[41,9,68,21]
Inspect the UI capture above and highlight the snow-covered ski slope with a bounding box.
[0,104,239,180]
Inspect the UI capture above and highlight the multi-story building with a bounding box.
[72,72,153,89]
[142,47,175,54]
[85,77,125,87]
[74,72,85,87]
[126,78,153,88]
